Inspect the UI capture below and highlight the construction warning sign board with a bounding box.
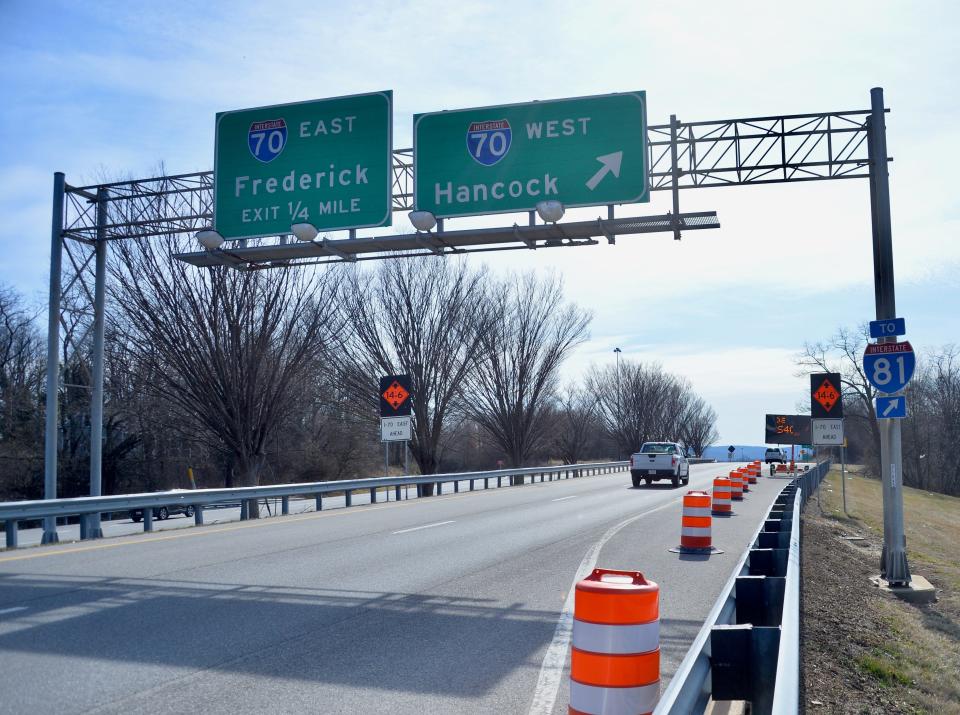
[764,414,811,445]
[379,374,411,417]
[810,372,843,419]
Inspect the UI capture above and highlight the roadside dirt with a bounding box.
[801,470,960,714]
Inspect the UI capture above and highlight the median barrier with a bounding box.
[570,569,660,715]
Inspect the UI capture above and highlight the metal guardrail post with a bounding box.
[194,506,203,526]
[5,521,17,548]
[345,490,352,507]
[143,507,153,532]
[281,496,289,515]
[370,487,377,503]
[395,485,402,501]
[316,494,323,511]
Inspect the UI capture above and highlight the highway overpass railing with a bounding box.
[0,460,629,549]
[655,460,830,715]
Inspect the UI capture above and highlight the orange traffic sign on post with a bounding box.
[379,374,411,417]
[810,372,843,419]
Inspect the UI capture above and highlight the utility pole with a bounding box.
[867,87,910,586]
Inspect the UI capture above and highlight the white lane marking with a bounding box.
[551,496,578,502]
[527,500,676,715]
[0,607,28,616]
[391,520,455,535]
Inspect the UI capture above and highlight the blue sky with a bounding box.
[1,0,958,444]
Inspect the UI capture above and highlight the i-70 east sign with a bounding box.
[214,91,392,240]
[413,91,648,218]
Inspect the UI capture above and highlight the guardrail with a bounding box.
[655,460,830,714]
[0,460,629,549]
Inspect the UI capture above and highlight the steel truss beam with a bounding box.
[60,107,874,249]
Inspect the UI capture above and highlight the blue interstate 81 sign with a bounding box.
[863,340,916,394]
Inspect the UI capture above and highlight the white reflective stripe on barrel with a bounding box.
[570,679,660,715]
[681,506,712,518]
[681,526,711,537]
[572,618,660,655]
[713,497,731,504]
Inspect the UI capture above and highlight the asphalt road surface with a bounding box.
[0,463,794,714]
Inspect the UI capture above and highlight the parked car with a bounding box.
[630,441,690,488]
[764,448,787,464]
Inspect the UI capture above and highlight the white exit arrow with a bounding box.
[882,398,901,417]
[585,151,623,191]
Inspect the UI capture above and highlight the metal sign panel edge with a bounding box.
[413,90,648,219]
[213,89,393,240]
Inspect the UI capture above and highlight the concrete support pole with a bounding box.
[86,187,108,539]
[42,172,66,545]
[868,87,910,586]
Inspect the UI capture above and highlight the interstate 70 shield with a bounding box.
[466,119,512,166]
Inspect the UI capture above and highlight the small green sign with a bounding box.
[414,91,648,218]
[214,91,392,240]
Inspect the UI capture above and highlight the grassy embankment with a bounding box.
[813,467,960,711]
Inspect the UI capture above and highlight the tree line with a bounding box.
[797,326,960,496]
[0,236,719,501]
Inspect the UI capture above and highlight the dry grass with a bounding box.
[809,469,960,712]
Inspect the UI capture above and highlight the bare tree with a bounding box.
[338,257,492,492]
[680,395,719,457]
[466,273,590,471]
[796,325,880,472]
[549,384,602,465]
[902,347,960,495]
[588,360,693,455]
[109,235,342,513]
[0,285,45,499]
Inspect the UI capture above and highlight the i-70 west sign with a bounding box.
[413,91,648,218]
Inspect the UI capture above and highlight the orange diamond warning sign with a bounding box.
[810,372,843,418]
[379,374,412,416]
[383,381,409,410]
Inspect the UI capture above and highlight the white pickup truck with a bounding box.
[630,441,690,488]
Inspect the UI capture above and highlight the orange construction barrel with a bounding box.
[738,467,751,493]
[570,569,660,715]
[712,477,732,515]
[728,470,744,500]
[681,490,711,550]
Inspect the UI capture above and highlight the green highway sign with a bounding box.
[214,91,392,240]
[413,91,648,218]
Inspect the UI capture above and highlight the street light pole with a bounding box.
[614,347,622,459]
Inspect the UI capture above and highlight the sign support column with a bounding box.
[86,187,108,540]
[868,86,910,586]
[42,172,65,545]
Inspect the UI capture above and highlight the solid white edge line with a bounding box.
[391,520,455,535]
[551,496,578,502]
[0,606,28,616]
[526,500,675,715]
